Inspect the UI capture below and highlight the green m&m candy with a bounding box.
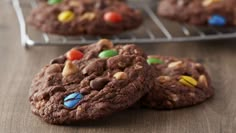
[48,0,62,5]
[98,50,118,58]
[147,58,163,65]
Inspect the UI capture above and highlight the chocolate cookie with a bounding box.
[29,39,152,124]
[158,0,236,26]
[141,55,214,109]
[28,0,142,36]
[38,0,126,3]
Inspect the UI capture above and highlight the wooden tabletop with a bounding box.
[1,0,236,133]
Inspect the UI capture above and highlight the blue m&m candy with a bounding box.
[208,15,226,26]
[64,92,83,109]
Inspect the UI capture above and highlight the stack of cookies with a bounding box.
[29,39,214,124]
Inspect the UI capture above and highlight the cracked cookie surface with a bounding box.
[158,0,236,26]
[38,0,126,2]
[141,55,214,109]
[29,39,152,124]
[28,0,142,36]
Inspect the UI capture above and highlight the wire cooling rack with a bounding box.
[12,0,236,47]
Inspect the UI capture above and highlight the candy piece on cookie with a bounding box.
[208,15,226,26]
[64,92,83,109]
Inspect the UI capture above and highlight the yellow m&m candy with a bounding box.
[58,11,75,23]
[179,76,197,88]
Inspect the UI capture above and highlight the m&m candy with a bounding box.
[104,11,123,23]
[58,10,75,23]
[64,92,83,109]
[98,50,118,58]
[147,58,163,65]
[208,15,226,26]
[66,49,84,61]
[48,0,62,5]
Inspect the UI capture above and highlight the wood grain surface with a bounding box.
[1,0,236,132]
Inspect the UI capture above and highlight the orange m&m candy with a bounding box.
[66,49,84,61]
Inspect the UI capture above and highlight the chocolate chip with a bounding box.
[80,87,90,95]
[107,55,132,69]
[90,77,109,90]
[49,86,66,95]
[50,55,66,64]
[45,64,62,74]
[82,59,106,75]
[94,0,107,9]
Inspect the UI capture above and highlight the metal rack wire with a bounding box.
[12,0,236,47]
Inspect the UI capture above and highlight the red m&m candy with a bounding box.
[104,11,123,23]
[66,49,84,61]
